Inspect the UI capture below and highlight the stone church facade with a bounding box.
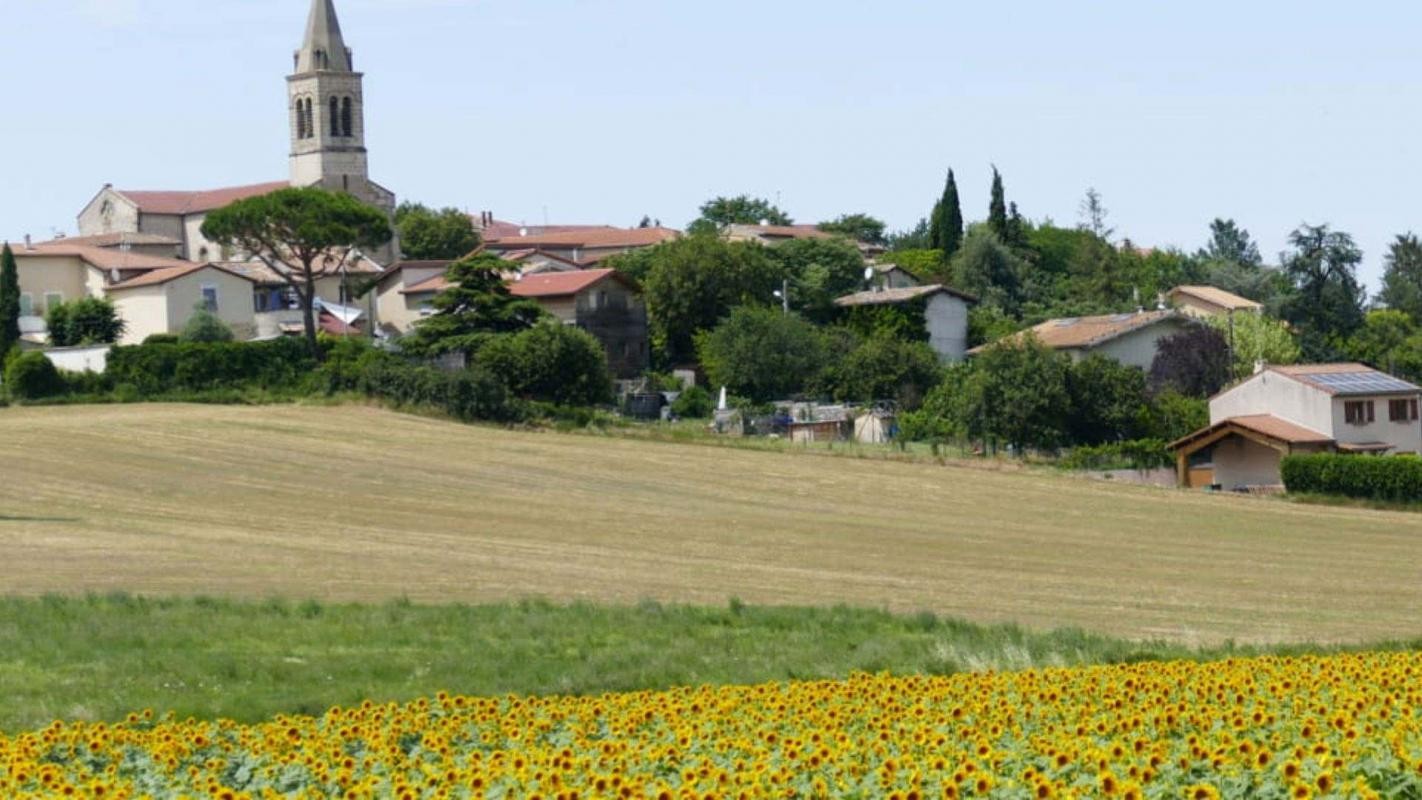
[76,0,399,265]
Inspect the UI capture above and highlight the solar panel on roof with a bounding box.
[1303,371,1419,394]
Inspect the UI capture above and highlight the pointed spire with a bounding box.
[294,0,351,74]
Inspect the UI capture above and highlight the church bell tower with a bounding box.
[286,0,398,263]
[288,0,367,190]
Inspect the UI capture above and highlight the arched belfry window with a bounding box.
[304,99,315,140]
[329,97,340,136]
[341,97,353,137]
[296,98,307,140]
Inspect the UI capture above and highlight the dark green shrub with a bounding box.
[180,308,235,343]
[107,338,316,394]
[670,385,713,418]
[46,297,126,346]
[1281,453,1422,502]
[1059,439,1172,471]
[357,360,522,423]
[474,323,612,406]
[4,351,65,400]
[142,333,181,345]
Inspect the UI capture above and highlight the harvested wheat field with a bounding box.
[2,403,1421,645]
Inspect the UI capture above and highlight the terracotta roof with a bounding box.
[14,241,192,272]
[500,249,583,269]
[1169,285,1263,312]
[106,262,253,291]
[401,274,449,295]
[510,268,631,298]
[1169,414,1334,451]
[476,219,621,241]
[972,311,1182,354]
[40,232,181,248]
[834,284,977,308]
[116,181,288,216]
[483,227,680,250]
[214,255,380,286]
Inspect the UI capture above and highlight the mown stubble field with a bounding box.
[3,403,1421,645]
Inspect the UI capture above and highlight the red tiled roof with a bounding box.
[971,311,1182,354]
[40,232,181,248]
[484,227,680,250]
[402,274,450,295]
[14,241,192,272]
[834,284,977,307]
[509,268,628,298]
[116,181,288,215]
[1169,414,1333,451]
[106,262,253,291]
[1168,285,1263,312]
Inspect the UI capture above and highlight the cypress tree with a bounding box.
[0,243,20,358]
[927,199,944,256]
[988,166,1009,240]
[940,169,964,260]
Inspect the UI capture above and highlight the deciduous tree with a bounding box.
[641,237,782,364]
[395,202,480,260]
[1148,324,1232,398]
[690,195,792,234]
[694,306,827,402]
[818,213,886,245]
[1377,233,1422,324]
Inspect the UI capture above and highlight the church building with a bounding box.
[74,0,399,266]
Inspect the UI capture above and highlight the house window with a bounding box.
[18,294,33,317]
[200,285,219,312]
[1345,400,1376,425]
[43,292,63,313]
[1389,398,1419,423]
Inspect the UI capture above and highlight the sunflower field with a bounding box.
[3,652,1421,799]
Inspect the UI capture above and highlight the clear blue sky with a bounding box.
[5,0,1420,289]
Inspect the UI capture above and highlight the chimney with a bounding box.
[23,234,33,251]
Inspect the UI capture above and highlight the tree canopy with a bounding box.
[695,306,827,402]
[818,213,886,245]
[1377,233,1422,324]
[1278,223,1367,356]
[640,237,782,364]
[401,253,545,356]
[1148,324,1232,398]
[0,243,19,357]
[395,202,480,261]
[928,169,964,263]
[767,237,866,323]
[46,297,126,347]
[201,187,392,357]
[689,195,792,234]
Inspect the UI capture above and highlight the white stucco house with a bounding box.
[1169,364,1422,490]
[969,310,1192,371]
[833,284,976,362]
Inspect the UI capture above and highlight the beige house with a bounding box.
[1166,285,1263,319]
[372,260,454,335]
[1170,364,1422,490]
[107,264,259,344]
[834,285,976,362]
[971,311,1191,371]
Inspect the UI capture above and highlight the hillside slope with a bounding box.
[3,403,1420,644]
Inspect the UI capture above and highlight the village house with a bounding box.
[833,285,976,362]
[387,267,649,378]
[871,262,920,290]
[1169,364,1422,490]
[1166,285,1263,319]
[971,311,1191,371]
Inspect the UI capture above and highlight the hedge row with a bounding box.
[1281,452,1422,502]
[107,338,316,394]
[1058,439,1173,471]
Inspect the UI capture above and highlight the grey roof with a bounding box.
[294,0,352,74]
